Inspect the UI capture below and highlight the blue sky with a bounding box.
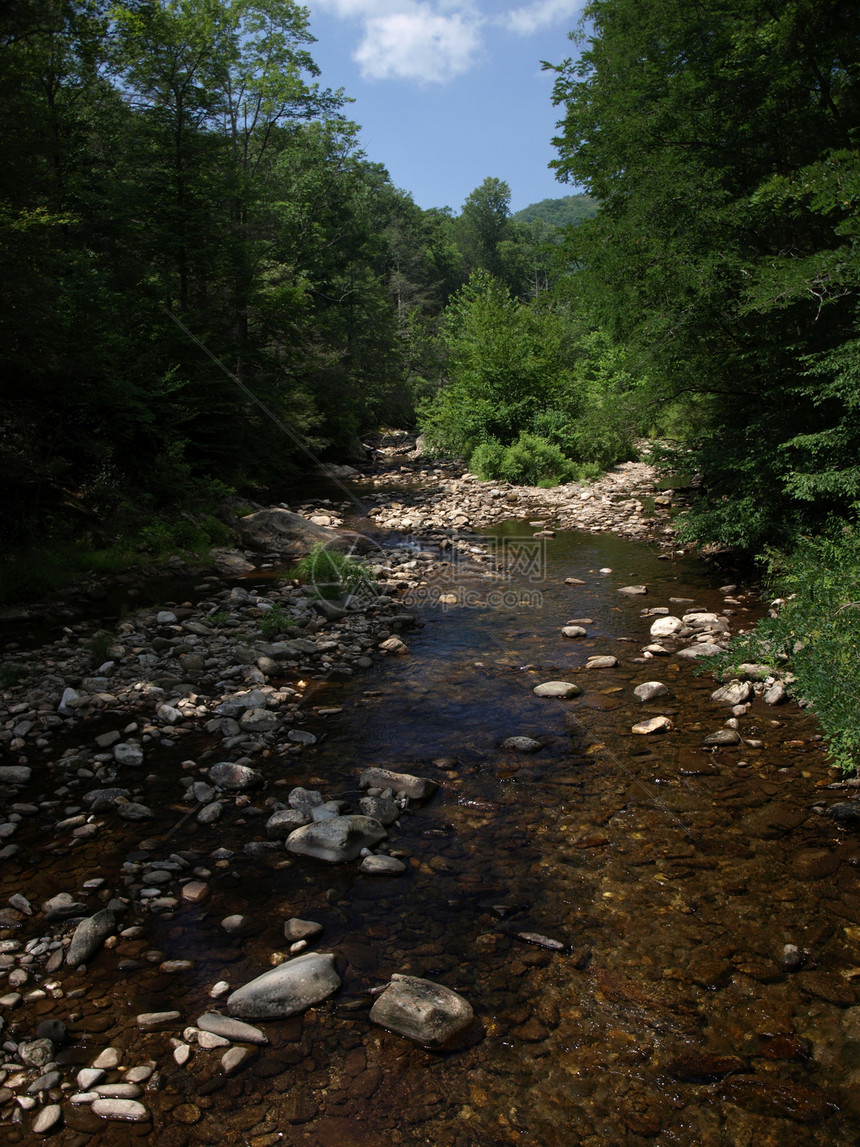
[303,1,586,214]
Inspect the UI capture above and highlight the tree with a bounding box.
[548,0,860,549]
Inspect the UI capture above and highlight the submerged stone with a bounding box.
[369,974,474,1048]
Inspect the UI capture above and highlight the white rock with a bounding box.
[633,681,669,702]
[533,681,582,699]
[631,716,673,735]
[649,616,682,638]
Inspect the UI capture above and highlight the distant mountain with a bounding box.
[512,194,599,227]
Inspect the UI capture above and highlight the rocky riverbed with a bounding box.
[2,449,860,1144]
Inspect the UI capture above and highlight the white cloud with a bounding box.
[310,1,579,86]
[356,10,483,82]
[504,1,582,36]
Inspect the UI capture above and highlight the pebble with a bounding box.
[32,1104,63,1135]
[196,1013,268,1045]
[136,1010,180,1030]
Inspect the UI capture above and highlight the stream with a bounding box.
[2,489,860,1145]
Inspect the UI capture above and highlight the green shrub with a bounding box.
[291,546,375,600]
[470,439,508,480]
[470,433,575,487]
[259,604,295,640]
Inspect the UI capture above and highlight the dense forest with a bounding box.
[0,0,614,565]
[2,0,860,762]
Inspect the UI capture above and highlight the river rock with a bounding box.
[227,952,341,1019]
[359,796,400,825]
[676,642,724,658]
[712,681,753,705]
[286,816,387,863]
[633,681,669,702]
[703,727,742,746]
[239,707,279,733]
[533,681,582,699]
[266,809,310,838]
[208,762,263,791]
[586,656,618,669]
[284,918,323,942]
[67,909,116,968]
[238,508,354,555]
[826,803,860,827]
[32,1104,62,1135]
[561,625,587,638]
[19,1039,55,1067]
[91,1099,149,1122]
[649,616,682,638]
[360,855,407,875]
[619,585,648,595]
[196,1013,268,1045]
[113,741,144,767]
[632,716,673,735]
[359,767,438,801]
[0,766,31,785]
[502,736,543,753]
[369,974,474,1048]
[764,681,787,705]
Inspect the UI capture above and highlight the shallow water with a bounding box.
[3,522,860,1145]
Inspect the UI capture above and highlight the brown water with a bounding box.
[3,523,860,1146]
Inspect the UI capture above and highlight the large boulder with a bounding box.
[227,953,341,1019]
[237,508,359,555]
[286,815,387,863]
[369,974,474,1047]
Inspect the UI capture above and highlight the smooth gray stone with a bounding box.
[369,974,474,1048]
[676,642,723,658]
[286,816,387,863]
[533,681,582,699]
[227,952,341,1019]
[66,909,116,968]
[32,1104,63,1135]
[91,1098,149,1122]
[196,1012,269,1045]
